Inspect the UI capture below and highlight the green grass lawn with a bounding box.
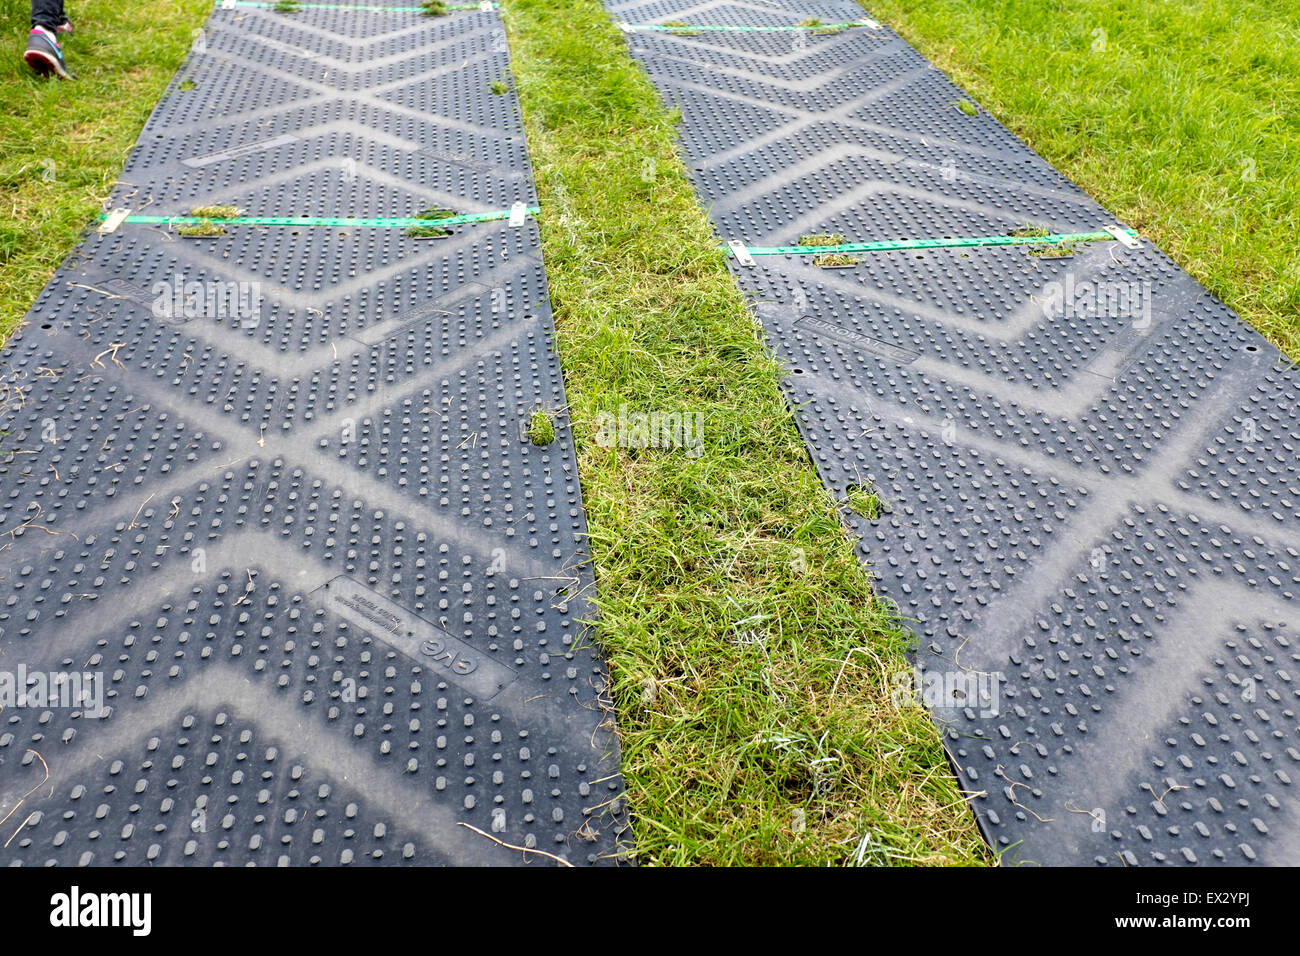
[0,0,212,339]
[501,0,990,865]
[863,0,1300,360]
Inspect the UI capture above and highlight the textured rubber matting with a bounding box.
[0,5,628,866]
[610,0,1300,865]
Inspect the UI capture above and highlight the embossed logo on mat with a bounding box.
[181,133,302,169]
[321,577,515,700]
[795,316,920,365]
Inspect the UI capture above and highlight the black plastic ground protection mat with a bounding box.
[608,0,1300,865]
[0,2,629,866]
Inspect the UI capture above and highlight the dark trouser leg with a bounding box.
[31,0,66,31]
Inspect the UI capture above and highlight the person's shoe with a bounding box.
[24,26,74,79]
[56,17,73,36]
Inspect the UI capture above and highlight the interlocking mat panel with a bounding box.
[610,0,1300,864]
[0,3,628,866]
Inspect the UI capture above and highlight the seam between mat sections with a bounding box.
[216,1,499,11]
[723,226,1140,260]
[617,19,880,33]
[96,205,539,232]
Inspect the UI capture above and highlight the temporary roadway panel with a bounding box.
[608,0,1300,864]
[0,2,629,866]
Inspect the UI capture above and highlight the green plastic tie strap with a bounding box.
[619,19,879,33]
[726,229,1138,258]
[101,206,538,230]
